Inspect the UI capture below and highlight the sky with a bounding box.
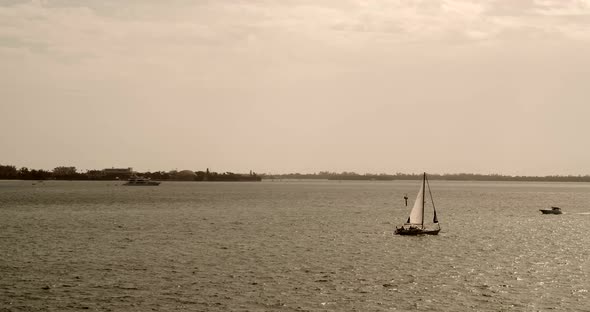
[1,0,590,176]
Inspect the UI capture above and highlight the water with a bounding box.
[1,180,589,311]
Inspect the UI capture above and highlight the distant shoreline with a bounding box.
[2,163,589,183]
[261,173,590,183]
[0,165,261,182]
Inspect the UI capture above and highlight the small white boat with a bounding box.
[123,176,160,186]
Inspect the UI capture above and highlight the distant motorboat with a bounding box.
[540,206,562,214]
[394,173,441,235]
[123,176,160,186]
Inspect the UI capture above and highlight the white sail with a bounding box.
[407,182,424,225]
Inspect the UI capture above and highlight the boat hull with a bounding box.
[123,182,161,186]
[394,227,440,236]
[539,209,562,215]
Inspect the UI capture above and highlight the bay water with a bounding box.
[1,180,589,311]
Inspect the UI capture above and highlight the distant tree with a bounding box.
[195,171,206,181]
[53,166,78,179]
[86,170,104,180]
[0,164,18,179]
[53,166,77,176]
[18,167,31,179]
[30,169,51,180]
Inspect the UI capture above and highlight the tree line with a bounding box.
[0,164,261,182]
[261,171,590,182]
[2,164,590,182]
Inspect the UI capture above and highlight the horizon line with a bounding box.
[2,163,590,178]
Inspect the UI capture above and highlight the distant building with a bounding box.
[174,170,197,181]
[102,167,133,179]
[103,167,133,174]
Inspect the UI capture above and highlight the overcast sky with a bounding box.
[1,0,590,175]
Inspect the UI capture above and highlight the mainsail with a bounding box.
[406,182,424,225]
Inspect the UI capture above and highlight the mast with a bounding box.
[421,172,425,228]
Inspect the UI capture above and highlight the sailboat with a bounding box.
[394,173,440,235]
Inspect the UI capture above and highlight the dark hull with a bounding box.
[394,228,440,236]
[540,209,562,214]
[123,182,160,186]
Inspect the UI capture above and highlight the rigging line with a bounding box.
[425,175,439,224]
[425,175,436,211]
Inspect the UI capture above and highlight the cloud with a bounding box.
[3,0,590,105]
[2,0,590,65]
